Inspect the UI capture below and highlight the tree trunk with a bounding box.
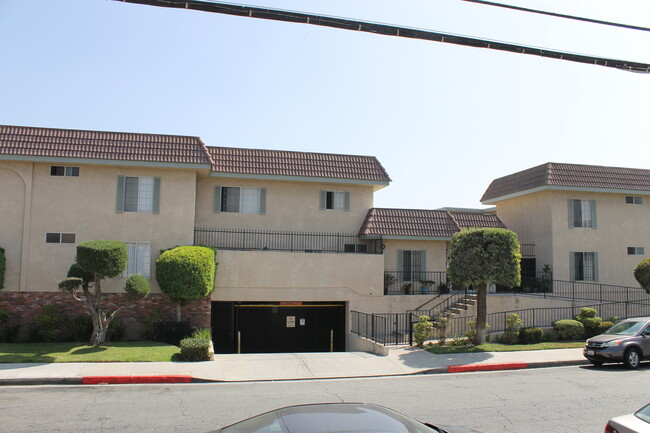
[474,283,488,345]
[90,311,109,346]
[176,303,182,322]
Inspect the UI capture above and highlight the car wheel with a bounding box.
[623,348,641,369]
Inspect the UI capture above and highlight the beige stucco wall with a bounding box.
[214,249,384,301]
[0,161,198,293]
[494,189,649,287]
[382,239,448,273]
[194,176,375,233]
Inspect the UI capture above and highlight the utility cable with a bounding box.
[110,0,650,73]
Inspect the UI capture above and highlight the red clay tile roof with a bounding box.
[0,125,213,166]
[208,146,391,183]
[482,162,650,202]
[359,208,506,238]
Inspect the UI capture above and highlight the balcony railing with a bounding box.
[194,227,382,254]
[384,271,449,295]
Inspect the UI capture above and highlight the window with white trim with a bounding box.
[122,243,151,279]
[628,247,645,255]
[319,190,350,211]
[625,196,643,205]
[50,166,79,177]
[568,199,596,228]
[214,186,266,214]
[398,249,426,282]
[572,252,598,281]
[116,176,160,214]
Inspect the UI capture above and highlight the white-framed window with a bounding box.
[628,247,645,255]
[50,166,79,177]
[568,199,596,228]
[571,251,598,281]
[397,249,426,282]
[213,186,266,214]
[45,232,76,244]
[116,176,160,214]
[122,242,151,279]
[319,190,350,211]
[625,196,643,205]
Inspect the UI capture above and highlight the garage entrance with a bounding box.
[211,301,346,354]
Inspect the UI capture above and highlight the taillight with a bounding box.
[604,422,619,433]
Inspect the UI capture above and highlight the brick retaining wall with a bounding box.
[0,291,211,341]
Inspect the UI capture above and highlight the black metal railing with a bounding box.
[520,243,535,257]
[408,288,470,319]
[499,278,647,303]
[352,300,650,346]
[384,271,449,295]
[194,227,381,254]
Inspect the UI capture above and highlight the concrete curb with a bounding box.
[0,360,591,386]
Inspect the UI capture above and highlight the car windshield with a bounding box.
[603,320,646,336]
[635,404,650,424]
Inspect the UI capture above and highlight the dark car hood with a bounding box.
[588,334,628,343]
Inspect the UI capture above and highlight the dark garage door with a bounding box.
[212,302,346,354]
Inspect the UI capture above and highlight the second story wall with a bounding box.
[194,175,375,233]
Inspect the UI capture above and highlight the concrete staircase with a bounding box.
[442,293,478,316]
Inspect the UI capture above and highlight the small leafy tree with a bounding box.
[156,246,216,321]
[58,240,150,345]
[413,315,433,348]
[634,257,650,294]
[447,228,521,345]
[502,313,523,344]
[433,312,452,345]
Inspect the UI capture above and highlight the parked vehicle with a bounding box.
[604,403,650,433]
[212,402,483,433]
[584,317,650,368]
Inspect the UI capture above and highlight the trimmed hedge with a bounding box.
[519,327,544,344]
[575,307,603,338]
[76,240,127,279]
[156,246,216,303]
[553,319,584,340]
[634,257,650,294]
[0,246,5,289]
[180,337,212,361]
[125,274,151,300]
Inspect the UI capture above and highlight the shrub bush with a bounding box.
[0,309,19,343]
[144,309,164,341]
[34,305,65,342]
[76,240,128,279]
[413,315,433,347]
[598,321,614,334]
[465,318,490,344]
[156,246,216,303]
[180,337,211,361]
[433,312,452,345]
[501,313,523,344]
[125,274,151,300]
[519,327,544,344]
[0,246,5,289]
[575,308,603,338]
[71,315,93,342]
[553,319,584,340]
[634,257,650,293]
[159,320,192,346]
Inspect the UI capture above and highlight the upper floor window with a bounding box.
[628,247,645,255]
[568,199,596,228]
[397,249,426,282]
[116,176,160,214]
[50,166,79,177]
[571,251,598,281]
[45,232,76,244]
[122,242,151,279]
[213,186,266,214]
[625,196,643,205]
[319,191,350,211]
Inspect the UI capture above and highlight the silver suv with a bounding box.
[584,317,650,369]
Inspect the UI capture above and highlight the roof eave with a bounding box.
[482,185,650,204]
[0,154,212,170]
[209,171,391,187]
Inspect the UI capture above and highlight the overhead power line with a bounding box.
[110,0,650,73]
[461,0,650,33]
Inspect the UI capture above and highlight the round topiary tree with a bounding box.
[634,257,650,294]
[58,240,149,345]
[156,246,216,321]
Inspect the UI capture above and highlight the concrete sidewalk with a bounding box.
[0,346,589,385]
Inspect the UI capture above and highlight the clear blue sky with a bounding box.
[2,0,649,209]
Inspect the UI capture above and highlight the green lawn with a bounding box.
[0,341,180,363]
[425,341,585,354]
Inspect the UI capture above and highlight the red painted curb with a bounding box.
[82,375,192,384]
[447,362,528,373]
